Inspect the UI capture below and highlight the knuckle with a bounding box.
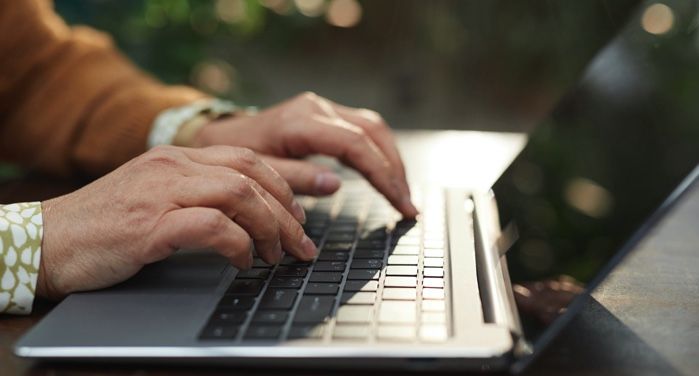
[200,211,228,235]
[229,175,256,200]
[139,146,183,168]
[234,147,258,168]
[298,91,318,102]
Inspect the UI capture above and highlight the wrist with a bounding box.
[37,197,68,300]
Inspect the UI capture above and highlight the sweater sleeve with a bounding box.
[0,0,209,176]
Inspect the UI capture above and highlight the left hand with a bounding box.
[189,92,418,218]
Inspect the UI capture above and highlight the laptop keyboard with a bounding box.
[199,183,450,343]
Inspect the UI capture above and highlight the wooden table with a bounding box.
[1,131,698,375]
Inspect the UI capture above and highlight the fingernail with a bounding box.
[402,196,419,218]
[291,200,306,224]
[301,235,318,259]
[246,252,254,269]
[314,172,341,195]
[274,241,284,263]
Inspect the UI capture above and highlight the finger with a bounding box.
[175,174,283,264]
[178,173,317,262]
[181,146,306,223]
[148,207,254,269]
[331,104,408,183]
[284,114,418,218]
[260,156,341,196]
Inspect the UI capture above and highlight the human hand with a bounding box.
[37,145,316,299]
[190,92,419,218]
[513,275,585,325]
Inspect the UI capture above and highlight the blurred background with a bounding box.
[52,0,642,132]
[3,0,698,177]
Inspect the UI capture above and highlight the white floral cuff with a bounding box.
[0,202,43,314]
[147,98,240,149]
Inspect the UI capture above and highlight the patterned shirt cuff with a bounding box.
[147,98,240,149]
[0,202,43,315]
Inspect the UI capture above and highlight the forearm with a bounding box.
[0,0,208,177]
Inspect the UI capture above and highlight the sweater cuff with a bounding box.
[0,202,42,315]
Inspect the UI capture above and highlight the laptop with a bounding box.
[15,0,699,372]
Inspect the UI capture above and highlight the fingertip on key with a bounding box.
[300,235,318,260]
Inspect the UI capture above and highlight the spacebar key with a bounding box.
[293,296,335,323]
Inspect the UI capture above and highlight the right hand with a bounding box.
[37,145,316,299]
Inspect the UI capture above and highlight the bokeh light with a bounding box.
[294,0,326,17]
[260,0,293,15]
[191,59,236,95]
[215,0,247,24]
[326,0,362,28]
[641,3,675,35]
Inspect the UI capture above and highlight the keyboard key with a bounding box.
[377,325,415,341]
[423,258,444,268]
[333,324,371,340]
[354,249,385,259]
[379,301,416,323]
[259,289,297,310]
[424,239,445,249]
[395,237,420,246]
[210,310,247,324]
[422,300,446,312]
[336,305,373,323]
[384,276,417,288]
[323,242,354,251]
[421,312,447,324]
[226,279,264,296]
[269,276,304,289]
[236,268,270,279]
[252,311,289,324]
[280,255,312,266]
[419,325,448,342]
[340,292,376,305]
[251,258,273,268]
[386,265,418,276]
[382,288,417,300]
[356,240,386,249]
[387,255,419,265]
[304,283,340,295]
[294,296,335,323]
[244,325,283,340]
[329,224,358,233]
[309,272,343,283]
[423,249,444,258]
[423,278,444,289]
[317,251,349,261]
[288,325,325,339]
[325,233,355,242]
[201,324,239,339]
[423,268,444,278]
[423,288,445,300]
[344,280,379,292]
[389,246,420,255]
[350,259,383,269]
[218,296,255,310]
[314,261,346,272]
[347,269,381,280]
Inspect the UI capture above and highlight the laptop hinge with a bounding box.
[470,190,530,355]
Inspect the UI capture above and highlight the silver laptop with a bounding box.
[15,1,699,372]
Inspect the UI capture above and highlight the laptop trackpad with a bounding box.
[107,249,231,293]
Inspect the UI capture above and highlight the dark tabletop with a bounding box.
[1,136,698,376]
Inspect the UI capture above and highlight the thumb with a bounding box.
[260,156,341,196]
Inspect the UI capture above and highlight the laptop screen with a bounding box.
[491,0,699,354]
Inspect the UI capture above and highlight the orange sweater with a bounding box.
[0,0,208,176]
